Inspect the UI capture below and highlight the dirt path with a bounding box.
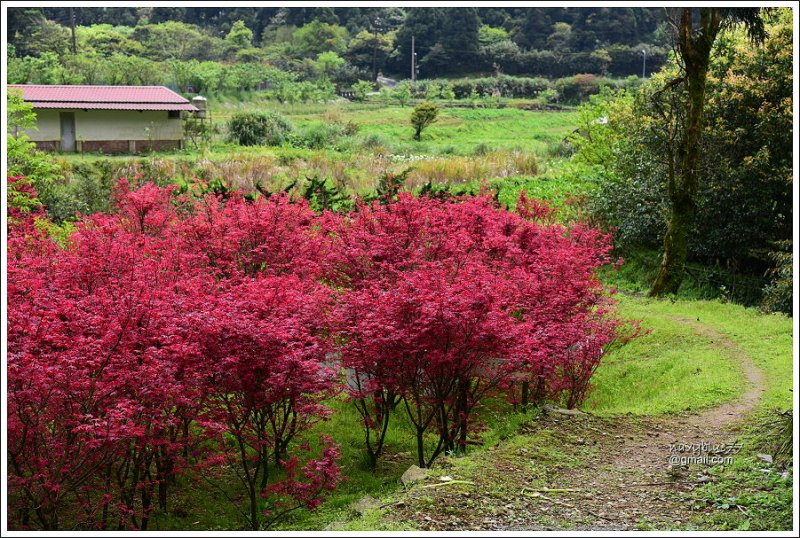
[674,316,765,430]
[383,316,767,531]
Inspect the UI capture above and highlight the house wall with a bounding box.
[24,109,61,141]
[23,108,183,153]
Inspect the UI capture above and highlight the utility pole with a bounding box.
[641,48,647,78]
[69,7,77,54]
[371,37,378,82]
[411,34,416,83]
[370,17,378,82]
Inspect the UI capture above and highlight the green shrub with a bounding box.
[545,139,576,159]
[360,132,389,151]
[762,241,792,315]
[472,142,493,156]
[226,111,293,146]
[7,89,61,209]
[291,122,345,149]
[410,102,440,141]
[352,80,374,102]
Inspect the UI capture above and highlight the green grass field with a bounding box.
[586,295,793,415]
[286,105,578,155]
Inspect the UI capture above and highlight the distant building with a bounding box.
[8,85,198,153]
[376,75,397,89]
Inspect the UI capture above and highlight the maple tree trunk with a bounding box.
[140,470,153,530]
[156,460,170,513]
[359,391,393,469]
[520,380,530,409]
[248,486,259,531]
[101,464,112,529]
[456,379,470,454]
[530,372,548,406]
[416,428,426,468]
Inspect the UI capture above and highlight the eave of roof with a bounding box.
[27,101,198,111]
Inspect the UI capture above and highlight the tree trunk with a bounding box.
[416,428,426,468]
[520,380,530,410]
[371,39,379,82]
[248,486,259,531]
[650,8,721,296]
[456,379,470,454]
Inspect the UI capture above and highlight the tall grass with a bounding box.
[405,150,538,187]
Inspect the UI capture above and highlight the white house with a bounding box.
[9,85,198,153]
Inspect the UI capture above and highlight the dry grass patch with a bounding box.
[405,150,538,188]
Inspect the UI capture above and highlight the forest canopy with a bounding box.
[8,7,669,80]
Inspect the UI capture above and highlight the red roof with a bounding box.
[8,85,197,111]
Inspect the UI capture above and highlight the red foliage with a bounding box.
[7,182,340,530]
[191,275,338,530]
[7,179,629,529]
[327,193,623,467]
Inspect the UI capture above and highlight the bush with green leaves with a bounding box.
[290,122,347,150]
[6,89,61,212]
[410,103,440,141]
[226,111,294,146]
[392,82,412,108]
[761,241,792,315]
[440,83,456,103]
[351,80,374,102]
[359,133,390,152]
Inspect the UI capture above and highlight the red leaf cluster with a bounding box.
[325,194,625,467]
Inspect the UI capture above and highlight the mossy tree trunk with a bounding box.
[651,8,722,297]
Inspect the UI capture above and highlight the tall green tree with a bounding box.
[292,19,348,57]
[6,90,61,212]
[225,20,253,48]
[650,7,765,296]
[394,7,478,76]
[346,30,393,80]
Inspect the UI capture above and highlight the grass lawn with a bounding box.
[585,296,744,415]
[587,294,792,415]
[285,105,578,156]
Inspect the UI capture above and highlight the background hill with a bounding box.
[8,7,669,83]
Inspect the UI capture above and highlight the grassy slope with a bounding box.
[211,98,578,149]
[587,295,792,415]
[291,106,577,155]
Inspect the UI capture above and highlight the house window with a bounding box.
[168,110,180,119]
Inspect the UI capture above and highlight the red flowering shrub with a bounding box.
[8,204,206,529]
[191,275,339,530]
